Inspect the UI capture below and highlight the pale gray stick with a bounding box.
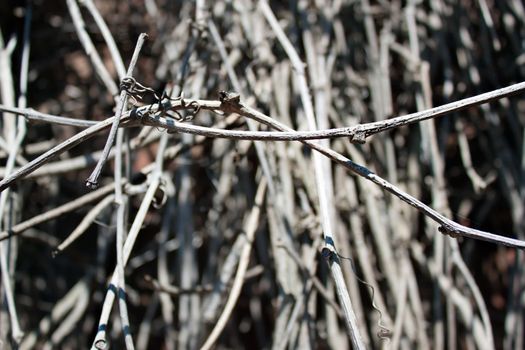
[135,293,159,350]
[3,76,523,147]
[0,182,116,241]
[0,130,160,179]
[411,242,493,350]
[66,0,119,96]
[200,179,267,350]
[258,3,365,346]
[405,4,444,349]
[91,133,167,349]
[54,194,115,255]
[0,105,98,127]
[450,240,495,348]
[156,179,176,350]
[0,115,124,192]
[19,277,91,350]
[81,0,126,79]
[114,127,135,350]
[390,257,410,350]
[86,33,148,189]
[228,100,525,249]
[455,118,492,192]
[0,10,32,342]
[43,279,90,350]
[343,175,394,336]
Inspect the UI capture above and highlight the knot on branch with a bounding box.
[219,91,241,111]
[438,223,461,238]
[350,131,366,144]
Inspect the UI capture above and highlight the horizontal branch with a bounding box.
[0,105,98,128]
[360,80,525,138]
[2,82,525,248]
[222,99,525,249]
[5,80,524,144]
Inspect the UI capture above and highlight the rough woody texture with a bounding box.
[1,1,525,349]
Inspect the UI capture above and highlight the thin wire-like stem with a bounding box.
[0,105,97,127]
[85,33,148,189]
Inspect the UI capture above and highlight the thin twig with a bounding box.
[85,33,148,189]
[0,105,98,128]
[0,115,127,193]
[200,178,267,350]
[0,182,118,241]
[223,99,525,249]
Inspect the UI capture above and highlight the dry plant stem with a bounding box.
[54,194,115,254]
[405,5,445,348]
[0,130,160,180]
[200,178,267,350]
[92,175,160,349]
[136,293,158,350]
[202,227,246,322]
[175,67,204,350]
[0,245,23,342]
[259,2,364,347]
[19,276,91,350]
[230,101,525,249]
[175,137,197,350]
[0,75,520,181]
[391,257,410,350]
[207,16,279,208]
[86,33,148,189]
[81,0,126,79]
[111,21,136,343]
[208,20,307,346]
[411,242,492,350]
[43,279,90,350]
[148,266,264,296]
[114,128,135,350]
[66,0,118,96]
[1,75,522,143]
[258,0,336,247]
[156,177,176,350]
[343,175,394,328]
[91,134,167,349]
[0,105,98,127]
[0,10,32,342]
[277,241,344,318]
[0,182,116,241]
[80,15,131,337]
[450,240,495,347]
[358,80,525,139]
[142,112,364,141]
[455,118,490,192]
[0,115,125,193]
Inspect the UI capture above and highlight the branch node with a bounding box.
[219,91,241,111]
[438,224,460,238]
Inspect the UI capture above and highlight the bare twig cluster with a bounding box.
[1,0,525,349]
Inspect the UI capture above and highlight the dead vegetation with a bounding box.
[1,0,525,349]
